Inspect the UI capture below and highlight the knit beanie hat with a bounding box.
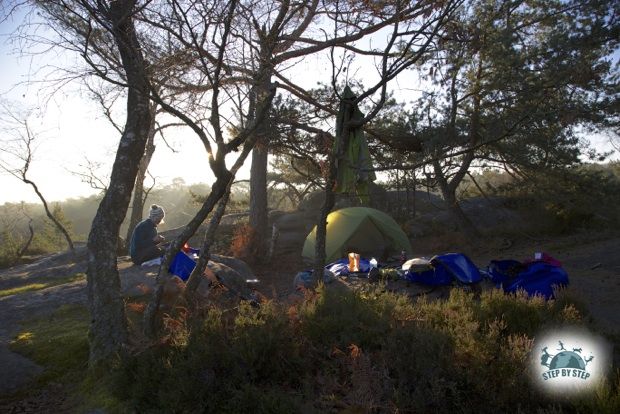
[149,204,165,223]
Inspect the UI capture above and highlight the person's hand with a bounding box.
[154,234,165,243]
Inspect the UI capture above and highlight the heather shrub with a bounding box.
[11,284,617,413]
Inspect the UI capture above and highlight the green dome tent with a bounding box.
[302,207,412,263]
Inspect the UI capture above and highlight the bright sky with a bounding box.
[0,8,241,204]
[0,7,617,206]
[0,10,421,205]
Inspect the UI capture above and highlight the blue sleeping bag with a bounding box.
[487,259,569,299]
[487,259,522,284]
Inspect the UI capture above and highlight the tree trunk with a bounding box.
[249,140,269,254]
[312,182,335,281]
[248,73,272,259]
[313,101,353,280]
[86,2,152,367]
[432,58,483,240]
[396,169,402,220]
[143,79,277,337]
[184,187,232,301]
[443,187,480,238]
[16,217,34,260]
[433,160,480,239]
[125,105,157,246]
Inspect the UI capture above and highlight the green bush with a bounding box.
[0,229,21,268]
[382,325,458,411]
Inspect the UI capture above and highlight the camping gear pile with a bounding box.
[298,251,569,300]
[298,207,569,299]
[399,252,568,299]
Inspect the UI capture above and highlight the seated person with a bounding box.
[130,204,167,265]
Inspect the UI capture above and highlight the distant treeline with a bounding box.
[1,162,619,268]
[0,177,284,265]
[1,180,219,240]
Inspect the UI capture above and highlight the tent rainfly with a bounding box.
[302,207,413,263]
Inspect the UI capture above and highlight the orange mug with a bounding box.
[348,252,360,272]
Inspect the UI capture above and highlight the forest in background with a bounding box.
[2,160,619,269]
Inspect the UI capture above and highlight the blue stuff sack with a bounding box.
[169,248,200,281]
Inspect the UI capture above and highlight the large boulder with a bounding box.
[296,186,446,220]
[272,211,311,232]
[205,260,255,301]
[383,190,445,215]
[408,196,526,237]
[268,209,287,224]
[270,211,316,257]
[211,254,256,282]
[298,183,389,214]
[160,225,207,246]
[460,197,526,229]
[268,211,317,258]
[120,254,257,301]
[272,231,308,256]
[297,191,324,213]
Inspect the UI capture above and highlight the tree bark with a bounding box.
[143,174,239,337]
[249,140,269,254]
[433,159,480,239]
[249,73,272,259]
[442,184,480,238]
[313,101,353,280]
[86,1,152,366]
[184,186,231,301]
[431,57,483,240]
[143,82,277,336]
[312,182,336,281]
[143,176,231,337]
[125,104,157,246]
[16,217,34,260]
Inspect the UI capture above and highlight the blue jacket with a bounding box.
[129,218,158,258]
